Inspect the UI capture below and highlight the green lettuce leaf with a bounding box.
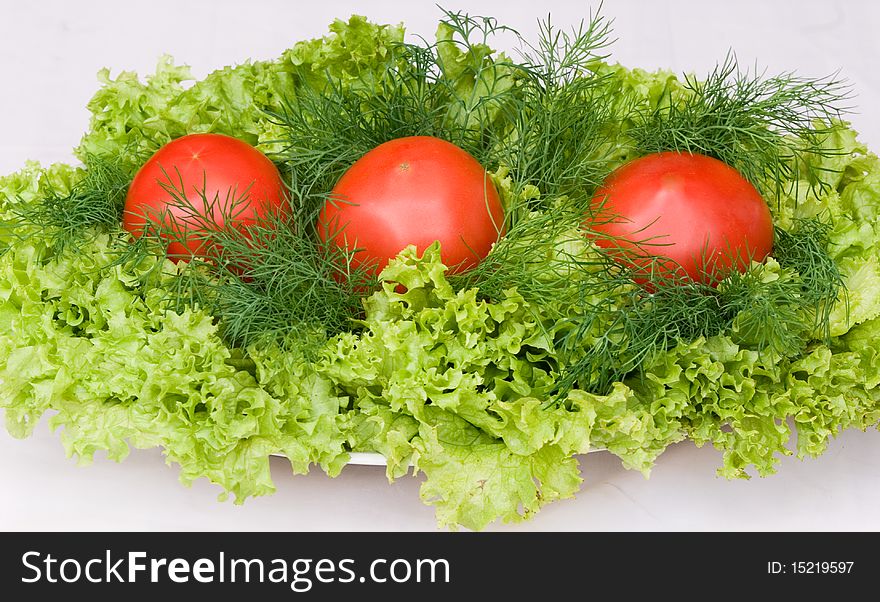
[414,406,581,531]
[321,244,689,528]
[0,231,349,502]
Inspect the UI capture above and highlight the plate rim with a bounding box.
[271,448,606,466]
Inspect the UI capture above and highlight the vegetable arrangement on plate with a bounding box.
[1,8,879,531]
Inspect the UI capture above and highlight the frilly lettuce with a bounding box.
[0,233,353,501]
[773,124,880,334]
[77,16,404,160]
[325,244,678,527]
[0,162,83,248]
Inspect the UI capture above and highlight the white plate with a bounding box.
[269,451,388,465]
[273,449,605,466]
[347,451,391,466]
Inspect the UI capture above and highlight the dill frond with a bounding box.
[8,152,137,255]
[134,168,374,350]
[772,216,846,339]
[552,219,846,399]
[628,52,853,203]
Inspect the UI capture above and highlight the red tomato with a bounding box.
[589,152,774,285]
[317,136,505,276]
[123,133,287,258]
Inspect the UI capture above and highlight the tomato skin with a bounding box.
[317,136,505,276]
[589,152,774,284]
[123,133,287,258]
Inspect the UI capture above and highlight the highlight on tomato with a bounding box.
[122,133,288,259]
[588,151,774,285]
[317,136,506,276]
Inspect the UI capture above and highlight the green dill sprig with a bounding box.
[7,152,137,255]
[432,10,628,302]
[516,6,614,91]
[449,203,588,311]
[551,216,846,398]
[492,80,621,213]
[268,12,527,220]
[486,9,621,213]
[772,216,846,339]
[627,52,853,203]
[128,167,375,350]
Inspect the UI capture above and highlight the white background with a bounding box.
[1,0,878,531]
